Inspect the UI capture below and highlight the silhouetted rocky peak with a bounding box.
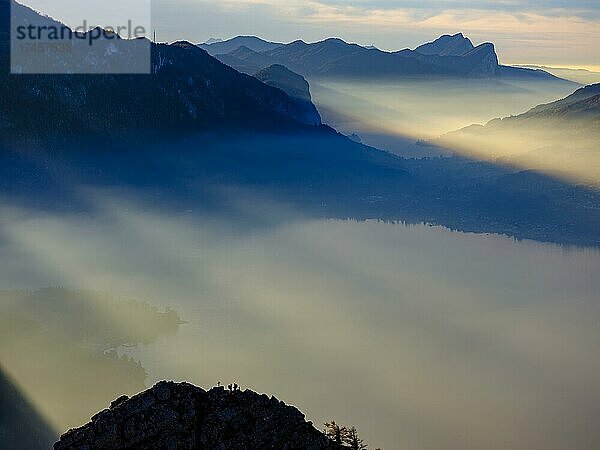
[415,32,475,56]
[254,64,322,124]
[54,382,342,450]
[462,43,499,75]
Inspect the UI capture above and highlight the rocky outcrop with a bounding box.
[462,43,499,76]
[255,64,313,103]
[414,32,474,57]
[54,382,342,450]
[255,64,322,125]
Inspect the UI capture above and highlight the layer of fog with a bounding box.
[437,121,600,186]
[310,78,576,145]
[310,78,599,185]
[1,188,600,450]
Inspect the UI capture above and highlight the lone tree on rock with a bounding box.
[345,427,367,450]
[324,420,348,446]
[324,421,370,449]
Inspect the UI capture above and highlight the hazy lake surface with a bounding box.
[1,194,599,450]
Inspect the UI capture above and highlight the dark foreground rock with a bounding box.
[54,381,342,449]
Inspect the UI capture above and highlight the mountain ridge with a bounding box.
[199,35,283,55]
[476,83,600,129]
[203,34,574,82]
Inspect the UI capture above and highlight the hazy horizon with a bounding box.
[16,0,600,69]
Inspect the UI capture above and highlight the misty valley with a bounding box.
[2,198,600,449]
[1,2,600,450]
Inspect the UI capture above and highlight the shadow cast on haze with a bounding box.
[0,365,56,450]
[310,77,600,183]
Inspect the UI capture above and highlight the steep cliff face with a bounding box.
[462,43,499,76]
[54,382,342,450]
[255,64,322,125]
[255,64,313,102]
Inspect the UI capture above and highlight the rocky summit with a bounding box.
[54,382,342,450]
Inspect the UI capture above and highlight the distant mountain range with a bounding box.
[199,36,283,55]
[1,0,597,247]
[201,33,574,82]
[1,0,575,142]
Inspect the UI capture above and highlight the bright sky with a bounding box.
[20,0,600,67]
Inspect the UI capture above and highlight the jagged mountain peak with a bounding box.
[415,32,475,56]
[467,42,496,54]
